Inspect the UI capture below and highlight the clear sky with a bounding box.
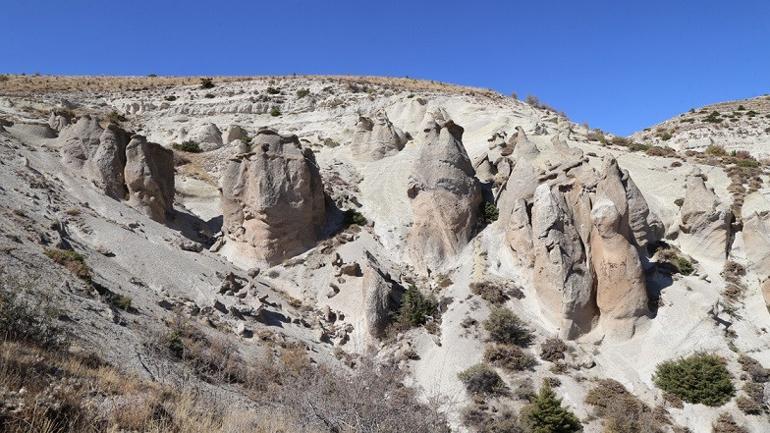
[2,0,769,135]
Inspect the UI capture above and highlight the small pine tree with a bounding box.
[395,285,438,328]
[520,383,582,433]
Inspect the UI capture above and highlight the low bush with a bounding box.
[44,248,91,282]
[462,406,521,433]
[0,278,65,348]
[172,140,202,153]
[736,395,762,415]
[270,106,282,116]
[586,379,668,433]
[296,88,310,98]
[484,307,533,347]
[199,77,214,89]
[266,86,281,95]
[458,363,508,396]
[470,280,511,305]
[653,353,735,406]
[540,337,568,362]
[737,354,769,383]
[519,383,581,433]
[646,146,677,157]
[484,344,537,372]
[706,144,727,156]
[712,413,748,433]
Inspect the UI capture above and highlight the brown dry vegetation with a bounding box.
[0,276,449,433]
[0,74,499,99]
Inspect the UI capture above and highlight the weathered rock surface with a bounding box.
[678,168,733,262]
[220,129,327,265]
[590,199,649,338]
[124,136,175,223]
[530,184,596,339]
[361,263,400,339]
[510,126,539,160]
[406,114,481,271]
[222,124,248,144]
[743,211,770,276]
[350,109,407,161]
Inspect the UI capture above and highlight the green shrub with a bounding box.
[44,248,91,282]
[704,111,723,123]
[270,106,282,117]
[653,353,735,406]
[172,140,202,153]
[706,144,727,156]
[519,383,581,433]
[266,86,281,95]
[484,344,537,371]
[627,142,650,152]
[164,95,177,101]
[199,77,214,89]
[479,202,499,224]
[343,209,367,226]
[484,307,533,347]
[204,93,215,99]
[674,256,694,275]
[458,363,508,396]
[395,285,438,329]
[296,88,310,98]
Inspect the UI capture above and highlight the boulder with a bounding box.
[589,199,649,338]
[58,116,104,168]
[362,264,400,339]
[220,129,326,265]
[188,122,223,151]
[406,114,482,271]
[223,124,248,144]
[530,184,596,339]
[350,109,407,161]
[124,136,175,223]
[678,168,733,262]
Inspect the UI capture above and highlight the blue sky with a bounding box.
[2,0,769,135]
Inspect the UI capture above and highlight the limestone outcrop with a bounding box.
[220,129,327,265]
[124,136,175,223]
[406,114,481,271]
[678,168,733,262]
[350,109,407,161]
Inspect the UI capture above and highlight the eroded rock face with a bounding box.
[361,263,400,339]
[58,118,174,221]
[511,126,539,160]
[124,136,175,223]
[59,117,128,200]
[406,115,481,271]
[679,168,733,262]
[350,110,407,161]
[220,129,326,265]
[743,211,770,276]
[530,184,596,339]
[498,154,658,339]
[48,111,71,131]
[590,200,649,338]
